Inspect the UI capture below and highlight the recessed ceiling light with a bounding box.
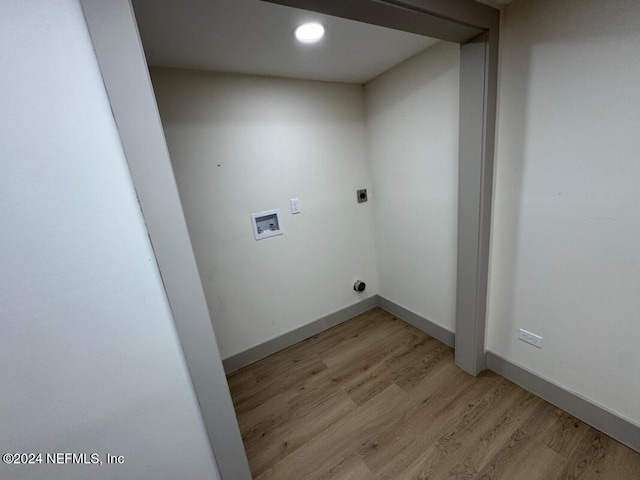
[294,22,325,44]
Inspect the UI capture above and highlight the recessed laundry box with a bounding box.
[250,209,284,241]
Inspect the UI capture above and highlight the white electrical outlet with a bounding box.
[519,329,543,348]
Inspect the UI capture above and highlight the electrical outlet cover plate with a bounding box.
[519,328,543,348]
[357,189,368,203]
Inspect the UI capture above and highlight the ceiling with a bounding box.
[132,0,440,84]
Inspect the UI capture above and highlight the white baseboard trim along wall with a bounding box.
[222,297,639,454]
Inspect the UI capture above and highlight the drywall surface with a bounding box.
[487,0,640,424]
[151,69,377,359]
[365,42,460,333]
[0,1,220,479]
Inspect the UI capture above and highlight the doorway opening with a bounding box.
[132,0,460,375]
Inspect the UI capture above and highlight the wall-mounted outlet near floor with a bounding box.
[519,329,543,348]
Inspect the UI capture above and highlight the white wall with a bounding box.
[488,0,640,424]
[0,1,220,479]
[365,42,460,333]
[151,69,378,359]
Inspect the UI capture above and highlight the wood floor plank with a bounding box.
[554,427,612,480]
[226,308,640,479]
[232,354,327,415]
[226,368,256,394]
[256,383,415,480]
[342,335,451,408]
[318,314,411,368]
[236,309,386,385]
[448,391,543,477]
[316,456,372,480]
[475,429,566,480]
[361,369,495,478]
[393,342,455,398]
[367,374,521,479]
[405,380,529,480]
[287,323,426,412]
[236,389,294,442]
[521,401,589,459]
[342,327,431,405]
[295,308,392,361]
[244,389,356,477]
[577,434,640,479]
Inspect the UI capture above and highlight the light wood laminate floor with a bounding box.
[227,308,640,479]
